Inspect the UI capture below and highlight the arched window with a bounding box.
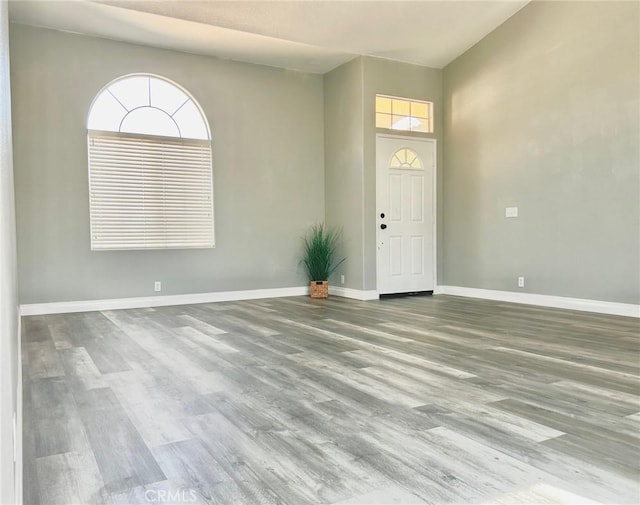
[87,74,214,250]
[389,148,423,169]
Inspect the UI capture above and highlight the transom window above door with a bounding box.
[375,94,433,133]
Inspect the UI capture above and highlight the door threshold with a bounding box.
[379,290,433,299]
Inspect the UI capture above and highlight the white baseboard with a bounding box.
[22,284,636,318]
[328,286,380,301]
[437,285,640,318]
[14,311,22,505]
[20,286,309,316]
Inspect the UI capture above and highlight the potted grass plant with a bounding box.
[302,224,346,298]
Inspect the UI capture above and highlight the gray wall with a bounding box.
[0,3,19,504]
[323,58,364,290]
[362,57,443,291]
[10,25,325,304]
[443,1,640,304]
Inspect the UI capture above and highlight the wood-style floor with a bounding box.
[22,295,640,505]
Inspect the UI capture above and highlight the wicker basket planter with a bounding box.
[309,280,329,298]
[302,223,344,299]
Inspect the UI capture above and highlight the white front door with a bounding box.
[376,135,435,295]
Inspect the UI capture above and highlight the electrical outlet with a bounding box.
[506,207,519,218]
[518,276,525,288]
[154,281,161,292]
[341,274,345,285]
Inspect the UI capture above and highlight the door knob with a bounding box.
[380,224,387,230]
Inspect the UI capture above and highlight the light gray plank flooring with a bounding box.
[22,295,640,504]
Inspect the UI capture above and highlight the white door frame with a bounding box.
[375,133,437,295]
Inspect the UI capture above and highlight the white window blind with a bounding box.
[88,131,214,250]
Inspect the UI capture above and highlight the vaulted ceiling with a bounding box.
[9,0,529,73]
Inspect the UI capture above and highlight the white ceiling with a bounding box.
[9,0,529,73]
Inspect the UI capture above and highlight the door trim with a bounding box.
[375,133,437,295]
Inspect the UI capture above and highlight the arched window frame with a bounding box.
[389,148,423,170]
[87,74,214,251]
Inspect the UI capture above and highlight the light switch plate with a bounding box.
[506,207,519,218]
